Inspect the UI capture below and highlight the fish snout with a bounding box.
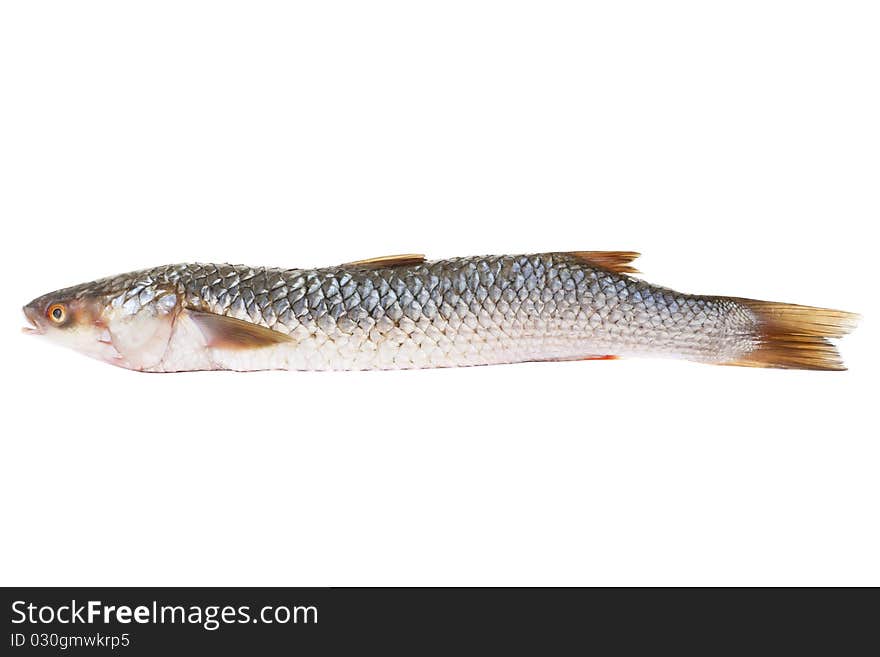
[22,302,47,334]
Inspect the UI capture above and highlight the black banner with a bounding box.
[1,588,873,654]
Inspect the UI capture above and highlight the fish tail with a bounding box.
[724,300,860,371]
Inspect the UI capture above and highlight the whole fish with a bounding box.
[22,252,858,372]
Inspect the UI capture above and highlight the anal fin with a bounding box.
[542,354,619,363]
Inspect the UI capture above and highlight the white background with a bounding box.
[0,2,876,586]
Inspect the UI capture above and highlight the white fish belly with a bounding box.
[151,310,736,372]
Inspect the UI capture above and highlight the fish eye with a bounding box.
[48,303,67,323]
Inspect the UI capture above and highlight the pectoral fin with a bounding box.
[188,310,294,350]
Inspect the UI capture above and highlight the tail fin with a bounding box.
[726,300,860,371]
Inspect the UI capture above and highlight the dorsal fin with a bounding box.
[568,251,641,274]
[343,254,426,269]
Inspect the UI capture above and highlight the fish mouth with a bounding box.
[22,306,45,335]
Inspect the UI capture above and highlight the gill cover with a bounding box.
[106,290,180,370]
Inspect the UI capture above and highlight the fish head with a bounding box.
[23,283,117,364]
[23,274,183,370]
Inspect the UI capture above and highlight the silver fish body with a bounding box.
[22,253,858,372]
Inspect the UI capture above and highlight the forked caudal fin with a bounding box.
[725,300,860,371]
